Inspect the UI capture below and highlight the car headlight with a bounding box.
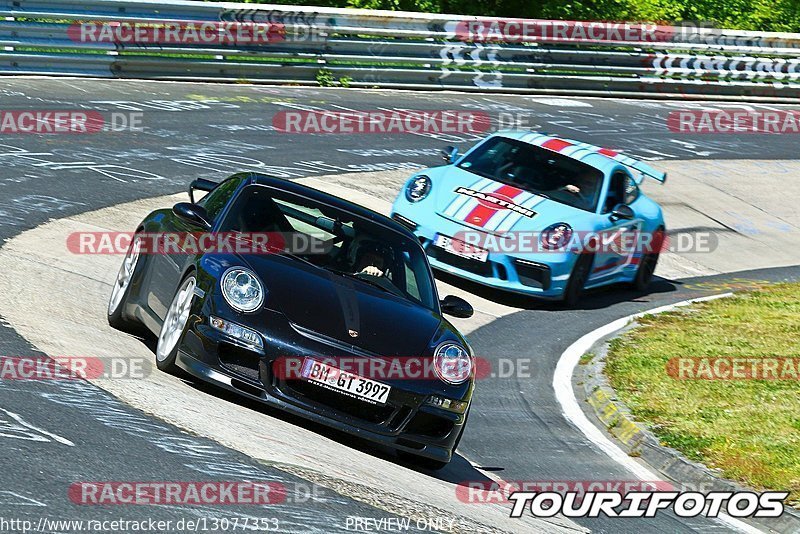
[221,267,264,313]
[405,175,432,202]
[433,342,472,384]
[540,222,573,250]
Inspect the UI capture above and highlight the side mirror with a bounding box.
[441,146,459,164]
[173,202,212,230]
[610,203,634,221]
[441,295,473,318]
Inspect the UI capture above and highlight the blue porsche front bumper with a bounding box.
[390,208,576,300]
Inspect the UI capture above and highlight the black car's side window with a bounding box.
[198,176,245,222]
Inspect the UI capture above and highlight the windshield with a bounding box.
[219,185,438,311]
[457,136,605,212]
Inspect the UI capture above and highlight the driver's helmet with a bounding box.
[349,237,393,272]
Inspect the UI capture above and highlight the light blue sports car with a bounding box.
[390,131,667,305]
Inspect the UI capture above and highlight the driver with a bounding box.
[562,171,596,197]
[349,238,392,278]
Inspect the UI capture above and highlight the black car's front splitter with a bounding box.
[174,350,456,464]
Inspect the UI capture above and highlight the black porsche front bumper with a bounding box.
[175,309,471,464]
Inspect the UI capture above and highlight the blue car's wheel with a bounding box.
[631,226,663,292]
[632,252,659,291]
[563,252,594,307]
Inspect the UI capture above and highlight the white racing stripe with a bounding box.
[493,194,547,234]
[452,180,506,221]
[553,293,764,534]
[443,177,493,217]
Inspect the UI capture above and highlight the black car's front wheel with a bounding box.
[108,236,144,333]
[156,273,196,374]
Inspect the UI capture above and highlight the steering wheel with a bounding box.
[558,185,591,204]
[354,271,405,298]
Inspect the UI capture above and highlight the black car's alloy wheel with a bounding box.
[156,274,196,373]
[107,236,143,333]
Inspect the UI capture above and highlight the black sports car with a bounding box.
[108,173,475,469]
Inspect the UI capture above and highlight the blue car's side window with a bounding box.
[604,172,639,213]
[624,175,640,205]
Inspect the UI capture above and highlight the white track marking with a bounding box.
[0,407,75,446]
[553,293,765,534]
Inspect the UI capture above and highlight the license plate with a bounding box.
[301,359,391,405]
[434,234,489,262]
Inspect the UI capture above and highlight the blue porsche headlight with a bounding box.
[405,175,432,202]
[221,267,264,313]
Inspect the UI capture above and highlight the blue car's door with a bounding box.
[588,171,644,284]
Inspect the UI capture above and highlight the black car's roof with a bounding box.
[245,173,416,239]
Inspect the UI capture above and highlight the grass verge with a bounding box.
[605,283,800,506]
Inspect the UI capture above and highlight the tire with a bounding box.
[107,235,145,333]
[562,252,594,307]
[632,252,660,292]
[631,226,663,292]
[155,273,197,374]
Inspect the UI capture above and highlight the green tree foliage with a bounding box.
[227,0,800,31]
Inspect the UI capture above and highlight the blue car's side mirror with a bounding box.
[610,203,635,222]
[441,146,459,164]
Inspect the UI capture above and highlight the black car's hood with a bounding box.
[243,254,442,357]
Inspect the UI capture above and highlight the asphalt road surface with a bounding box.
[1,78,798,533]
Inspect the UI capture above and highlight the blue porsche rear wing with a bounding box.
[531,134,668,183]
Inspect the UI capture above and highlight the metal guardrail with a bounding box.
[1,0,799,100]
